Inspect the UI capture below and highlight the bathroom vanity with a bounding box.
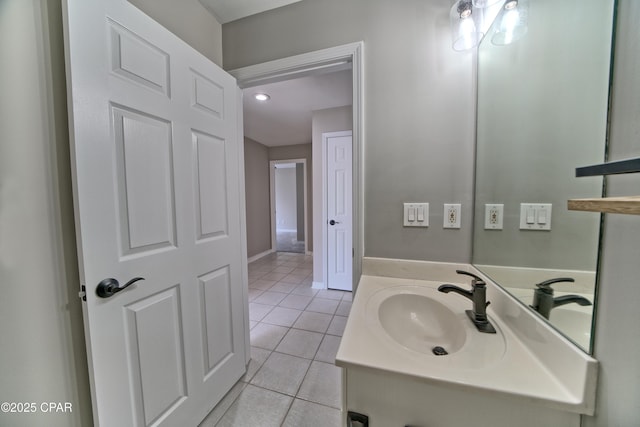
[336,258,598,427]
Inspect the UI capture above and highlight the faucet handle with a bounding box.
[535,277,575,293]
[455,270,486,286]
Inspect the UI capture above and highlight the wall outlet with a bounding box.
[443,204,461,229]
[485,204,504,230]
[403,203,429,227]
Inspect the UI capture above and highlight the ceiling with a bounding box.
[199,0,303,24]
[242,69,352,147]
[197,0,352,148]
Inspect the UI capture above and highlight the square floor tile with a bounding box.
[282,399,342,427]
[242,346,271,382]
[250,352,311,396]
[279,294,313,310]
[275,328,324,359]
[336,300,352,316]
[279,274,305,284]
[249,303,273,321]
[293,311,332,333]
[297,361,342,409]
[253,291,288,306]
[315,334,342,364]
[316,289,344,300]
[250,323,288,350]
[306,298,339,315]
[248,271,266,281]
[291,284,319,297]
[342,292,353,302]
[261,272,287,281]
[249,279,277,290]
[198,380,246,427]
[269,282,298,294]
[327,315,348,336]
[248,288,264,302]
[272,266,295,274]
[215,384,292,427]
[261,307,302,327]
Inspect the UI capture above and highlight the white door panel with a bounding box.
[326,132,353,291]
[63,1,247,425]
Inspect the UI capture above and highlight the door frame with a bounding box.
[269,158,309,254]
[229,42,364,290]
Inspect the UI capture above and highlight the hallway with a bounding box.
[200,252,351,426]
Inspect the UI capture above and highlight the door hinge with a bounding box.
[78,285,86,301]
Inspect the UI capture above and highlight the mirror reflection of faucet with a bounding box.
[438,270,496,334]
[530,277,592,320]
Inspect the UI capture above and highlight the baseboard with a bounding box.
[248,249,275,264]
[312,281,326,289]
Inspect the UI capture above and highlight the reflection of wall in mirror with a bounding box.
[472,0,614,272]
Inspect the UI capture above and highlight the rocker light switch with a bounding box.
[520,203,552,230]
[404,203,429,227]
[408,207,416,222]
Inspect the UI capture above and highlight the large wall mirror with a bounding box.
[473,0,616,352]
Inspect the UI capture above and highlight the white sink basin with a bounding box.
[378,293,466,355]
[365,285,506,370]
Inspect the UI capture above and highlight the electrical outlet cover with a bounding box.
[485,204,504,229]
[443,204,461,229]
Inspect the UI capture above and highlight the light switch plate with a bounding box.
[520,203,552,230]
[404,203,429,227]
[443,204,461,229]
[485,204,504,229]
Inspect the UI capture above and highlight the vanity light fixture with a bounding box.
[491,0,529,45]
[450,0,484,51]
[254,93,270,101]
[472,0,502,8]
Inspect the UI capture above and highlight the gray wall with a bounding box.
[128,0,223,65]
[223,0,476,263]
[244,138,272,258]
[0,1,92,425]
[583,1,640,425]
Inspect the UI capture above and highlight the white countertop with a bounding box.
[336,262,598,415]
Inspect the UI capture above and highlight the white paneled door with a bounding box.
[325,132,353,291]
[63,1,247,425]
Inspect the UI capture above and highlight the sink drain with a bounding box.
[432,346,448,356]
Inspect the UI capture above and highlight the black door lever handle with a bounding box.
[96,277,145,298]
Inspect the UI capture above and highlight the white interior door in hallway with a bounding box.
[63,0,248,425]
[324,131,353,291]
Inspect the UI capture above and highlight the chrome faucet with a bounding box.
[530,277,592,320]
[438,270,496,334]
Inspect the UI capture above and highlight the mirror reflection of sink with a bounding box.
[549,307,592,350]
[378,294,466,355]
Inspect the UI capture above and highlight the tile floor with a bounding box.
[199,252,351,427]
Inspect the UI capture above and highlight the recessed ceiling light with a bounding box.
[254,93,270,101]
